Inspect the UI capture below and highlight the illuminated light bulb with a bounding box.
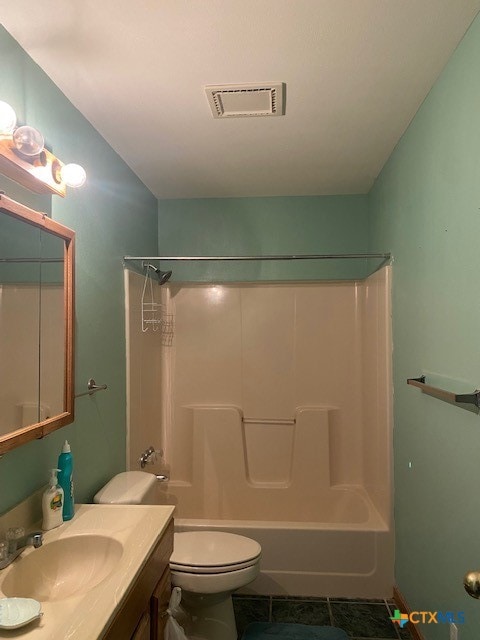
[13,125,44,156]
[60,163,86,188]
[0,101,17,134]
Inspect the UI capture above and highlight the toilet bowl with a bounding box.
[94,472,261,640]
[170,531,261,640]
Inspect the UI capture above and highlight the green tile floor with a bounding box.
[233,596,413,640]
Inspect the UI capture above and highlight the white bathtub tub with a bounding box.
[172,487,393,599]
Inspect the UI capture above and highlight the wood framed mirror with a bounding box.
[0,194,74,455]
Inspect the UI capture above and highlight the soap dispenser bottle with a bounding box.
[58,440,74,521]
[42,469,64,531]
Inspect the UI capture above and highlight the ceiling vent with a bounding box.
[205,83,285,118]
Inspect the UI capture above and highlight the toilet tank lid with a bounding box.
[93,471,156,504]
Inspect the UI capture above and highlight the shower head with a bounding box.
[158,269,172,285]
[144,263,172,285]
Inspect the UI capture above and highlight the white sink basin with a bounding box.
[0,504,174,639]
[1,534,123,602]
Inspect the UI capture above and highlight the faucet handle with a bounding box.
[0,530,43,570]
[6,527,25,553]
[139,446,163,468]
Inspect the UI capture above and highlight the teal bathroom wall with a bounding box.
[369,14,480,640]
[157,195,370,281]
[0,27,158,515]
[4,12,480,636]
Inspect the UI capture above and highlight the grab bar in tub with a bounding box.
[242,417,296,425]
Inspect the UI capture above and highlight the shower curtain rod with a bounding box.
[124,252,391,262]
[0,258,63,263]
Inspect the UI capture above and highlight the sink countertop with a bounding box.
[0,504,175,639]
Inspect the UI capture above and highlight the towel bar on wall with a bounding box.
[407,376,480,408]
[75,378,108,399]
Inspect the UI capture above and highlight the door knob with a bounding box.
[464,571,480,599]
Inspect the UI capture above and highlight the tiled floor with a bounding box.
[233,596,413,640]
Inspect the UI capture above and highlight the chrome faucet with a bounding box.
[0,530,43,570]
[138,446,169,482]
[139,446,157,468]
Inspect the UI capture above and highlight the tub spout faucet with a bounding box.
[0,531,43,570]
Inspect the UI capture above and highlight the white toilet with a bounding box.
[94,471,261,640]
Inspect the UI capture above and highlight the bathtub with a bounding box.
[171,486,393,599]
[152,404,393,598]
[127,273,394,598]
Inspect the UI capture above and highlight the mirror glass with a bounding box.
[0,195,74,454]
[40,233,65,424]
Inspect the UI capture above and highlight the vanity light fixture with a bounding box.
[59,163,87,188]
[12,125,45,156]
[0,101,17,134]
[0,101,86,197]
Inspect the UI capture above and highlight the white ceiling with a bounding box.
[1,1,480,199]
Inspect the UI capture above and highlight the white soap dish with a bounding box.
[0,597,43,629]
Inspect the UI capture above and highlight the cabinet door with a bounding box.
[103,521,174,640]
[132,612,150,640]
[151,568,171,640]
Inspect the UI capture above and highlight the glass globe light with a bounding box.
[0,101,17,134]
[60,163,86,188]
[13,125,44,156]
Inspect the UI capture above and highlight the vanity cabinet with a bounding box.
[132,612,151,640]
[151,562,173,639]
[103,519,174,640]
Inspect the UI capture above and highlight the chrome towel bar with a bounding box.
[75,378,108,399]
[407,375,480,408]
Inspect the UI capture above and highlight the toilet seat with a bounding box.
[170,531,261,574]
[171,557,259,574]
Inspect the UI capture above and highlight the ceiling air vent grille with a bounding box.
[205,83,285,118]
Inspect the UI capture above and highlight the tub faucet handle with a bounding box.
[139,445,163,468]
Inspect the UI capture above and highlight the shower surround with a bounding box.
[125,267,393,598]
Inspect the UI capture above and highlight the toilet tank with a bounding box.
[93,471,157,505]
